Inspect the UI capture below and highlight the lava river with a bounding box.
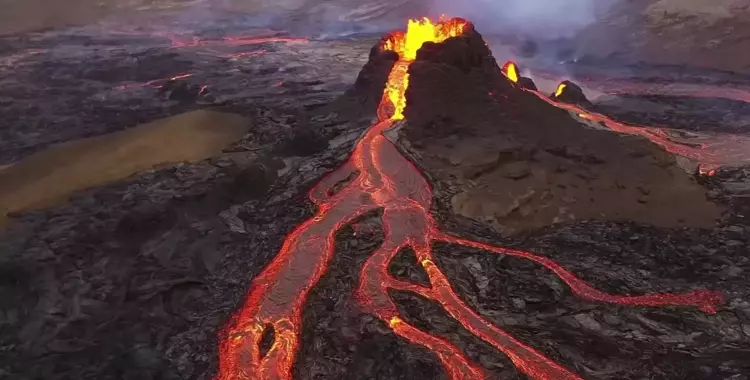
[218,18,724,380]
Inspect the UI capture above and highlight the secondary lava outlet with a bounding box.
[217,17,724,380]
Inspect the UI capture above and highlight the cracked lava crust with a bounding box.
[216,18,724,380]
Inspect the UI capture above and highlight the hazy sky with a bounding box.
[431,0,621,37]
[175,0,625,41]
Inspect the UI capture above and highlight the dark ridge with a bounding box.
[551,80,592,107]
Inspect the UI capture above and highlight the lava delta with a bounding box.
[218,18,724,380]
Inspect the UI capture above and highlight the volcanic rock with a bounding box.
[551,80,592,107]
[373,24,722,234]
[517,76,538,91]
[501,61,538,91]
[1,15,749,380]
[158,79,210,103]
[413,25,496,74]
[345,43,399,112]
[573,0,750,74]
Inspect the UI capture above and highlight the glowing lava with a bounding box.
[527,70,750,105]
[382,17,468,119]
[510,73,750,170]
[218,19,724,380]
[554,83,567,97]
[502,61,519,83]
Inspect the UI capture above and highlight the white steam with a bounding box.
[172,0,624,43]
[430,0,621,38]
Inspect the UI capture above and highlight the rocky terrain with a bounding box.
[0,23,375,164]
[1,14,749,380]
[573,0,750,74]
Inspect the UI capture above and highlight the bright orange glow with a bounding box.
[379,18,468,120]
[217,18,724,380]
[382,61,411,121]
[169,35,308,49]
[529,70,750,104]
[554,83,567,97]
[389,316,403,328]
[502,61,519,83]
[382,17,468,61]
[518,81,742,169]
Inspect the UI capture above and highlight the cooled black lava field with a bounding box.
[1,14,749,380]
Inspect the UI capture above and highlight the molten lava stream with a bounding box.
[219,18,724,380]
[501,62,750,170]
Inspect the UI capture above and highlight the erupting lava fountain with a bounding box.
[218,17,724,380]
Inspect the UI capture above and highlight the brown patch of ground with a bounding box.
[0,110,249,226]
[418,132,719,235]
[392,27,721,235]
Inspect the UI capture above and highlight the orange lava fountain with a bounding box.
[217,19,724,380]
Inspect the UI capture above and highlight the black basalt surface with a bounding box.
[0,18,749,380]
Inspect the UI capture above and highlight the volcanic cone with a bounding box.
[501,61,538,90]
[551,80,593,107]
[351,23,721,235]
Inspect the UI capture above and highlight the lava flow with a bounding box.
[219,18,724,380]
[528,70,750,105]
[501,61,750,171]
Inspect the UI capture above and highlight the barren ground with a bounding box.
[573,0,750,74]
[0,12,749,380]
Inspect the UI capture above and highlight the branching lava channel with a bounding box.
[218,18,724,380]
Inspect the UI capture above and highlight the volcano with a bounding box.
[218,18,724,380]
[357,18,720,235]
[2,11,749,380]
[502,60,538,90]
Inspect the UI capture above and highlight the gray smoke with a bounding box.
[430,0,621,38]
[171,0,624,45]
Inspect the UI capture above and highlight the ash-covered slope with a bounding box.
[353,24,722,234]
